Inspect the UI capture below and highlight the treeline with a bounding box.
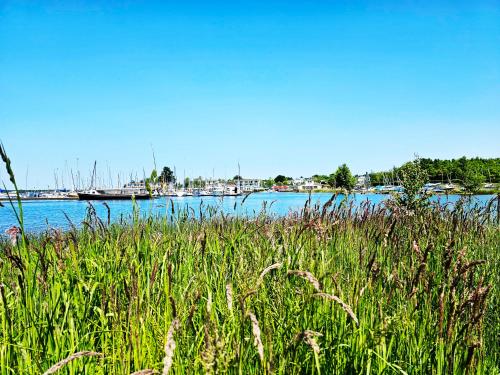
[370,157,500,185]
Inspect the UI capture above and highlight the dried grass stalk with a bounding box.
[247,312,264,362]
[131,370,160,375]
[207,293,213,314]
[313,292,359,326]
[301,330,323,354]
[162,319,180,375]
[288,270,321,292]
[226,283,233,311]
[42,351,102,375]
[258,262,282,285]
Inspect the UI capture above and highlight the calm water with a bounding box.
[0,193,496,234]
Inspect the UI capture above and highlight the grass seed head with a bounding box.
[302,330,323,354]
[42,351,102,375]
[313,292,359,326]
[288,270,321,292]
[226,283,233,311]
[247,312,264,363]
[162,319,180,375]
[258,262,282,285]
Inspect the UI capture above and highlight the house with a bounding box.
[298,180,322,191]
[355,173,370,189]
[237,178,262,192]
[293,178,305,186]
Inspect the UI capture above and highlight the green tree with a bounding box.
[274,175,287,184]
[262,178,274,189]
[333,164,355,191]
[144,169,158,196]
[369,172,384,186]
[150,169,158,183]
[327,173,336,187]
[462,165,485,194]
[369,157,500,185]
[312,174,328,184]
[193,176,204,188]
[396,158,428,209]
[160,166,175,184]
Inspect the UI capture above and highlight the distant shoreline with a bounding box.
[1,190,498,202]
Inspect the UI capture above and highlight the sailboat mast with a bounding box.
[90,161,97,190]
[236,162,241,193]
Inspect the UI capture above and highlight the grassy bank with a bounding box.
[0,195,499,374]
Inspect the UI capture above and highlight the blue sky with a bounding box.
[1,1,499,188]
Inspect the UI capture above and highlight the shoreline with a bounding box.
[1,190,498,202]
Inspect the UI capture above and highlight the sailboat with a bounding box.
[77,162,151,200]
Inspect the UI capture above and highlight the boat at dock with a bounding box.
[77,189,151,200]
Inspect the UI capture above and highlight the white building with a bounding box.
[293,178,305,186]
[237,178,262,192]
[298,179,322,191]
[355,173,370,189]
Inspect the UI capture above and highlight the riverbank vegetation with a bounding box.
[1,145,499,374]
[369,157,500,186]
[0,197,499,373]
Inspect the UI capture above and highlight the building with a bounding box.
[293,178,305,186]
[237,178,262,192]
[355,173,370,189]
[298,180,322,191]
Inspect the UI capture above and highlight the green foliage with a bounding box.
[160,166,175,184]
[396,158,428,209]
[150,169,158,183]
[261,178,274,189]
[0,142,25,241]
[371,157,500,187]
[462,165,485,194]
[312,174,328,184]
[193,176,204,188]
[327,173,336,187]
[0,199,498,373]
[274,175,287,184]
[369,171,385,186]
[332,164,355,190]
[145,179,152,196]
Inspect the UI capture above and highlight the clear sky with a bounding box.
[1,1,499,188]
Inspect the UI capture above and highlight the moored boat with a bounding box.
[77,189,151,200]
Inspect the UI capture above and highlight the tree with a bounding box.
[368,157,500,185]
[369,172,384,186]
[160,167,175,184]
[327,173,336,187]
[193,176,204,188]
[312,174,328,184]
[233,175,242,181]
[262,178,274,189]
[274,175,287,184]
[150,169,158,183]
[333,164,355,191]
[462,165,485,194]
[396,158,428,209]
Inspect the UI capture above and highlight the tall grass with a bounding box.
[0,148,499,373]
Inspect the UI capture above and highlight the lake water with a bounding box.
[0,193,496,234]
